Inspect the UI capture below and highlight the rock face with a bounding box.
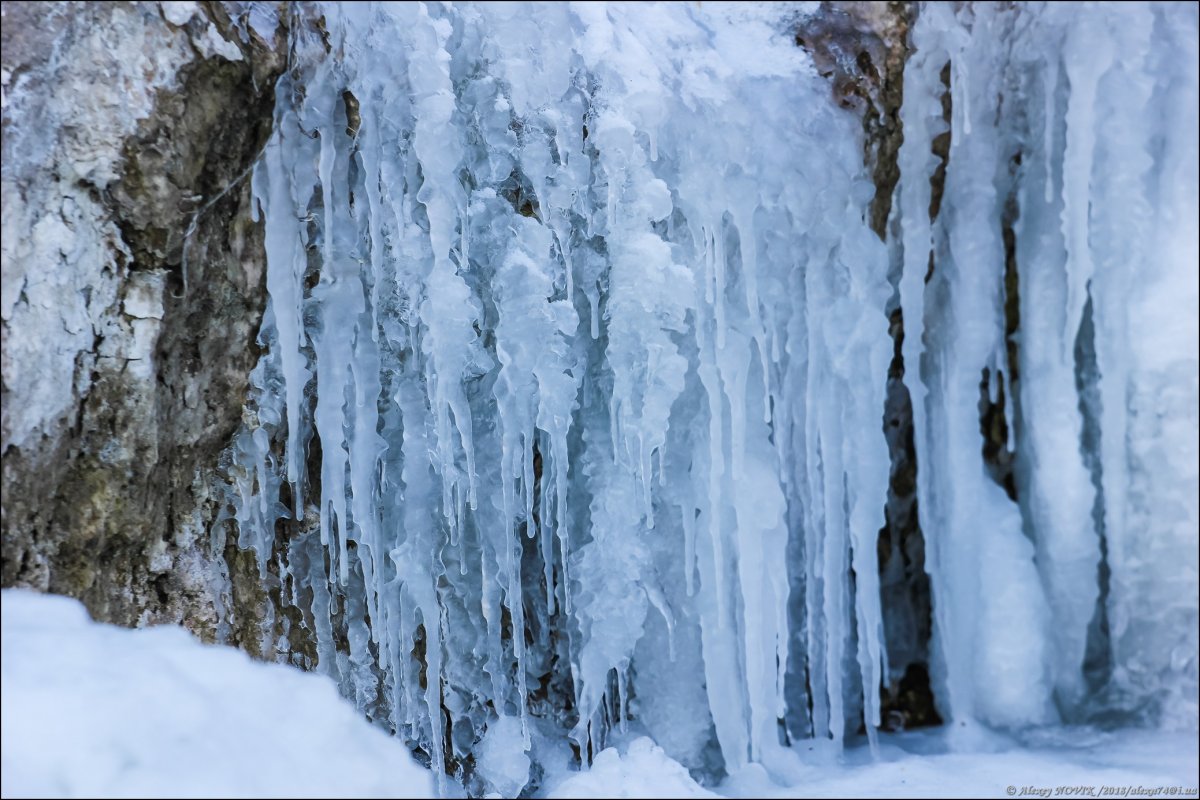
[1,1,285,635]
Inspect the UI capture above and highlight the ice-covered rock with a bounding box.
[1,2,285,634]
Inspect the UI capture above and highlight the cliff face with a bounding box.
[1,1,284,637]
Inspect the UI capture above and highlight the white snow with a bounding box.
[544,738,719,799]
[0,589,435,799]
[541,730,1199,800]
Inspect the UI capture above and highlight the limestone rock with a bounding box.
[1,1,285,637]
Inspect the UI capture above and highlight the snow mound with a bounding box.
[540,729,1198,800]
[545,737,719,799]
[720,729,1200,799]
[0,589,435,799]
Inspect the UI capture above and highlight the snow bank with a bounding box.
[544,738,719,799]
[542,731,1199,800]
[0,589,435,799]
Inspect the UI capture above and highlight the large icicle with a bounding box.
[895,2,1198,733]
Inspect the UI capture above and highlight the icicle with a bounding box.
[541,437,556,615]
[1043,56,1059,205]
[1060,14,1112,360]
[681,499,696,598]
[643,580,677,663]
[257,109,312,515]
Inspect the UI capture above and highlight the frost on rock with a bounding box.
[219,0,1199,794]
[1,1,284,631]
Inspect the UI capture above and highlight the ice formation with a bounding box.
[896,1,1199,732]
[220,1,1198,792]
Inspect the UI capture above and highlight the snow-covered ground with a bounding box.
[3,590,1195,799]
[0,589,434,799]
[543,732,1200,799]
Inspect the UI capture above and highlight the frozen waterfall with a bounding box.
[217,1,1198,793]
